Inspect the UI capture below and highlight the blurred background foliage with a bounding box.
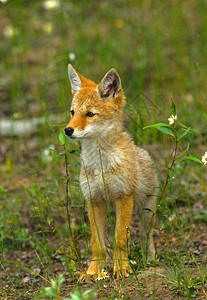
[0,0,206,182]
[1,0,206,123]
[0,1,207,297]
[0,0,207,244]
[0,0,206,232]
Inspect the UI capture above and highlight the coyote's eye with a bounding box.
[86,111,95,117]
[70,110,74,116]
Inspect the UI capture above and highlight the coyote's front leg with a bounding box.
[113,195,134,278]
[80,200,107,280]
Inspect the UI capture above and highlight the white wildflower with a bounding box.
[3,25,18,38]
[96,269,109,281]
[202,151,207,165]
[42,145,55,163]
[168,115,177,125]
[69,52,76,62]
[43,22,54,34]
[43,0,60,10]
[0,0,8,3]
[168,213,175,222]
[130,260,137,265]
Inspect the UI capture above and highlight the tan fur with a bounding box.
[65,65,158,280]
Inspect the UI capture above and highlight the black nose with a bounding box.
[64,127,74,137]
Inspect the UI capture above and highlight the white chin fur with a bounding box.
[72,123,115,140]
[72,129,87,139]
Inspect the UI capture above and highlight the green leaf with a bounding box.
[73,150,81,157]
[168,169,174,180]
[69,290,82,300]
[176,143,190,159]
[157,127,174,136]
[178,127,191,140]
[184,143,190,153]
[83,289,97,299]
[47,218,53,225]
[67,163,81,167]
[66,136,74,143]
[57,274,65,290]
[143,123,171,129]
[56,150,67,157]
[144,123,174,135]
[181,156,202,164]
[51,279,57,290]
[70,260,76,271]
[68,181,78,187]
[44,287,57,297]
[59,132,66,145]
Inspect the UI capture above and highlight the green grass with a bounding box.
[0,0,207,299]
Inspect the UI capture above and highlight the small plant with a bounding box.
[57,131,82,265]
[35,274,65,299]
[165,263,205,298]
[68,289,97,300]
[35,274,97,300]
[144,98,202,213]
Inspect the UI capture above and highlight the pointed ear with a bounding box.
[68,64,82,94]
[98,68,121,100]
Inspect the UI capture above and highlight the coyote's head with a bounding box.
[64,65,125,140]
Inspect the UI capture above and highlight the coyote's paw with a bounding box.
[79,261,105,282]
[113,260,132,278]
[79,272,95,282]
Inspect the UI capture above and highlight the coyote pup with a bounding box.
[65,65,158,279]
